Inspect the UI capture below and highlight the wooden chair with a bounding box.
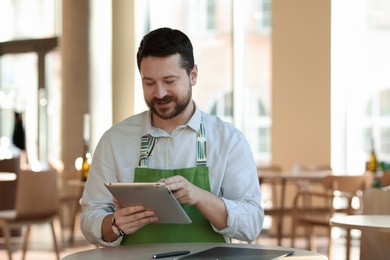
[380,171,390,186]
[0,169,60,260]
[291,164,333,198]
[290,174,372,260]
[257,164,286,244]
[58,169,83,244]
[0,156,21,213]
[258,164,283,216]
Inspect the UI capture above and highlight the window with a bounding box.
[206,0,216,30]
[332,0,390,171]
[363,89,390,160]
[253,0,271,32]
[0,0,60,168]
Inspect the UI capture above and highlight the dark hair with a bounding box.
[136,27,194,75]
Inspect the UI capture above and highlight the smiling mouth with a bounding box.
[153,96,174,108]
[155,100,171,105]
[153,100,172,113]
[154,96,173,103]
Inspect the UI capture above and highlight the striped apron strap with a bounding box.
[196,116,207,167]
[138,134,157,167]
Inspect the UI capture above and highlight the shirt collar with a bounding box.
[187,102,202,132]
[141,102,202,137]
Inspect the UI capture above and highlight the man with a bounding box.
[80,27,264,246]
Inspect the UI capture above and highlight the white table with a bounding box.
[331,215,390,260]
[330,215,390,233]
[62,242,328,260]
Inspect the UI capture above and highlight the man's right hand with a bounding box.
[102,198,159,242]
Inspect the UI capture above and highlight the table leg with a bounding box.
[277,179,287,246]
[346,228,351,260]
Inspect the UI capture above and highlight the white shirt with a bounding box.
[80,105,264,246]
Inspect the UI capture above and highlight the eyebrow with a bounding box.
[142,75,179,81]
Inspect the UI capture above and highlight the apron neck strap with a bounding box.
[139,134,157,167]
[196,116,207,166]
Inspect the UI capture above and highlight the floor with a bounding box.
[0,218,361,260]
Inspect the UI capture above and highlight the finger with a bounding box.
[113,197,121,208]
[115,208,156,230]
[115,205,145,223]
[121,211,159,234]
[164,176,187,191]
[125,216,159,234]
[123,205,145,215]
[174,193,186,203]
[132,210,159,223]
[164,175,184,184]
[173,189,191,203]
[166,182,181,191]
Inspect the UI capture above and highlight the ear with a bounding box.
[190,64,198,86]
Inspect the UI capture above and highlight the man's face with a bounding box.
[140,54,197,120]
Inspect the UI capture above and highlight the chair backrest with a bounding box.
[258,164,282,172]
[15,169,59,220]
[0,156,21,210]
[321,174,373,194]
[319,174,373,215]
[295,163,331,172]
[362,187,390,214]
[59,169,83,199]
[0,156,21,174]
[380,171,390,187]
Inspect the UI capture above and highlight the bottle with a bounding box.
[368,138,383,188]
[81,141,91,182]
[367,138,377,173]
[81,113,91,181]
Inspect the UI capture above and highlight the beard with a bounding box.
[146,86,192,120]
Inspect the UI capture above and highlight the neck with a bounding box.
[152,101,195,134]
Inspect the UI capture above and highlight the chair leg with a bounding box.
[309,228,317,251]
[22,225,31,260]
[58,201,66,247]
[1,223,13,260]
[50,219,60,260]
[327,227,333,260]
[345,228,351,260]
[291,217,297,248]
[69,198,80,243]
[305,225,313,251]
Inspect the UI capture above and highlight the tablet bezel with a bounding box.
[104,182,192,224]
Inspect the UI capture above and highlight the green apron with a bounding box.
[121,118,225,245]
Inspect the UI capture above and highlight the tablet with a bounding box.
[104,182,192,224]
[180,246,294,260]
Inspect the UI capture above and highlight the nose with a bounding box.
[154,83,167,99]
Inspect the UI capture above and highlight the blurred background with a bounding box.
[1,1,390,259]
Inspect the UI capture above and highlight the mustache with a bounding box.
[152,96,174,104]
